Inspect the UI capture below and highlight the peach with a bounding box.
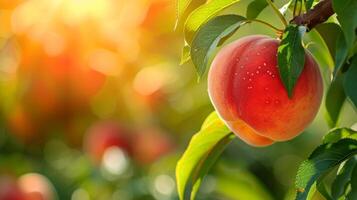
[84,121,131,163]
[17,173,55,200]
[208,35,323,146]
[132,128,174,165]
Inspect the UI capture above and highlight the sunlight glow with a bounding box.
[154,174,175,196]
[101,146,129,176]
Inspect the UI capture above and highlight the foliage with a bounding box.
[176,112,234,200]
[277,24,306,97]
[191,15,246,76]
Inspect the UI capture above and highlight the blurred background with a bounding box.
[0,0,356,199]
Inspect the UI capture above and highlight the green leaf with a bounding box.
[295,139,357,200]
[190,135,234,200]
[317,128,357,199]
[315,23,342,63]
[184,0,242,43]
[306,183,317,200]
[246,0,267,19]
[201,110,221,129]
[316,176,333,200]
[305,0,315,10]
[181,44,191,65]
[289,0,306,16]
[331,157,357,199]
[246,0,291,19]
[176,111,234,200]
[334,32,349,76]
[323,128,357,144]
[190,15,246,77]
[175,0,207,29]
[279,0,293,16]
[277,24,306,98]
[177,0,193,24]
[346,162,357,200]
[332,0,357,49]
[325,74,346,128]
[304,29,334,71]
[344,55,357,109]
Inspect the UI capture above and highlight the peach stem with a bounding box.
[248,19,283,33]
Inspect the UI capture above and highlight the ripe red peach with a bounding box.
[132,128,174,165]
[208,35,323,146]
[84,121,131,163]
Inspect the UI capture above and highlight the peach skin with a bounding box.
[208,35,323,146]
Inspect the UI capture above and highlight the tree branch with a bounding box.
[291,0,335,31]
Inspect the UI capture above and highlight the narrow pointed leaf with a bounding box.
[190,134,234,200]
[279,0,293,16]
[176,112,233,200]
[246,0,267,19]
[305,0,315,10]
[346,163,357,200]
[332,0,357,49]
[315,23,342,63]
[331,157,357,199]
[184,0,242,43]
[181,44,191,65]
[177,0,193,23]
[323,128,357,144]
[334,32,348,76]
[304,29,334,71]
[325,74,346,128]
[191,15,246,77]
[175,0,207,29]
[295,139,357,200]
[316,176,333,200]
[343,55,357,109]
[277,24,306,98]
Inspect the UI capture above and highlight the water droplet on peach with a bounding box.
[263,62,267,66]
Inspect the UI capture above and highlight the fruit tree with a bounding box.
[175,0,357,199]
